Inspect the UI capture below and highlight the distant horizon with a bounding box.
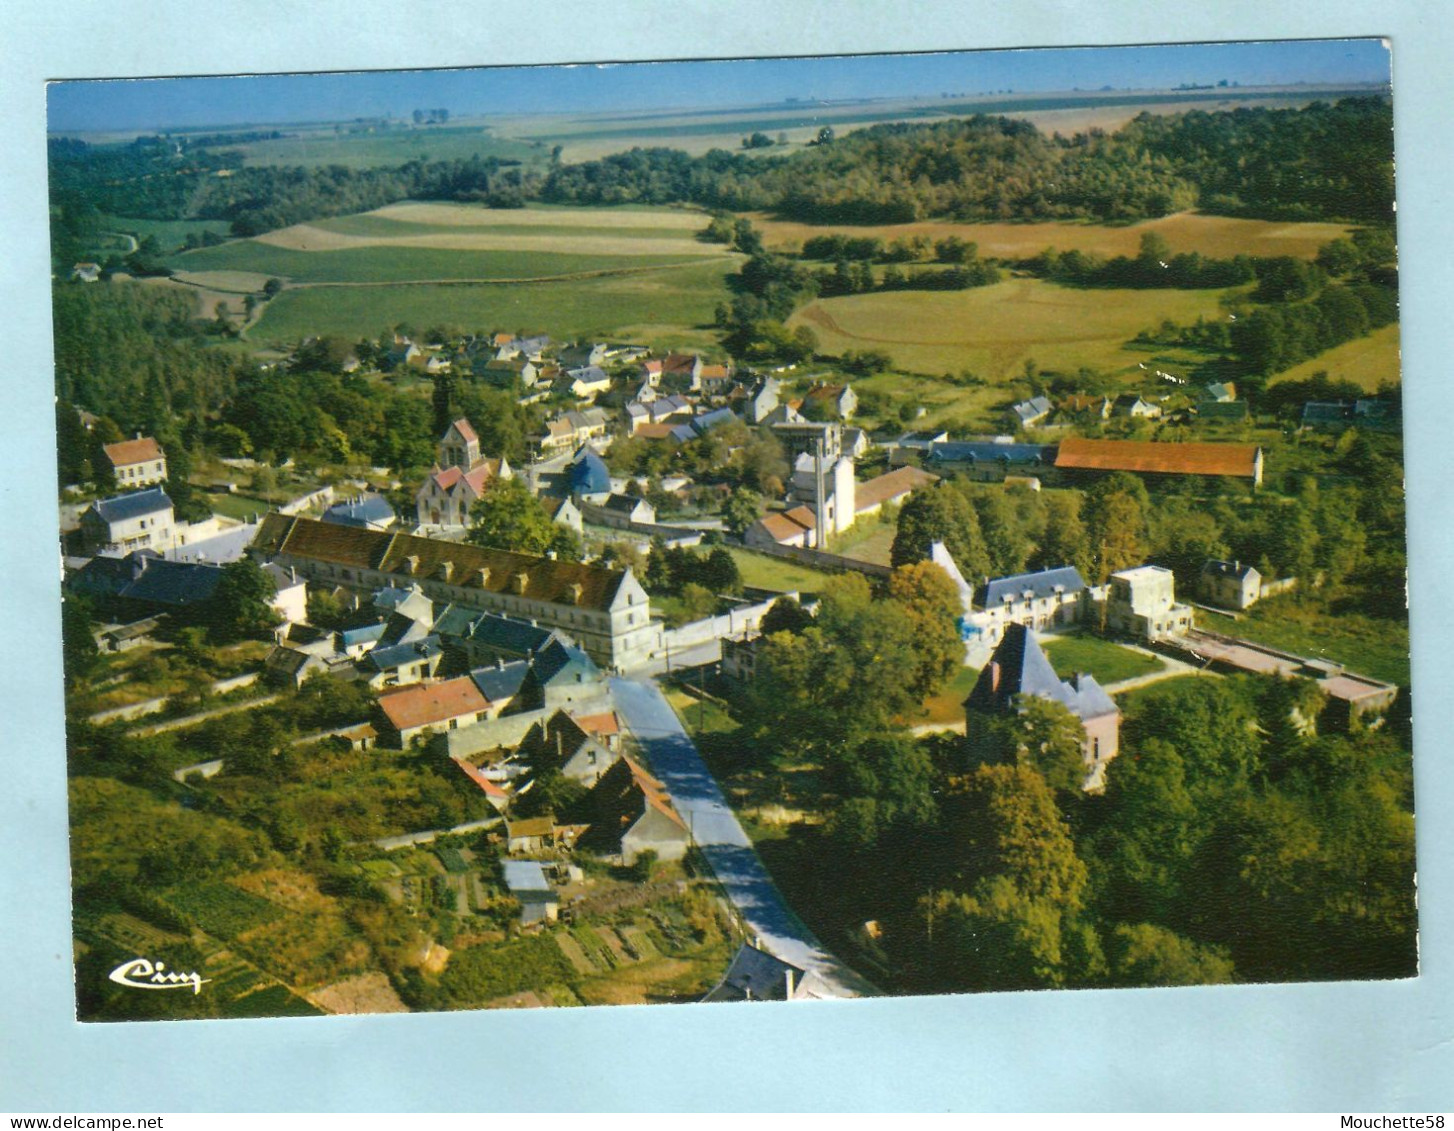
[46,38,1391,135]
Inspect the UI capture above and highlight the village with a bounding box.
[59,318,1406,1014]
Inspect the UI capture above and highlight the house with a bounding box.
[1008,396,1053,430]
[71,262,101,283]
[1054,437,1263,486]
[558,342,608,369]
[360,636,444,690]
[1057,394,1111,420]
[580,755,691,864]
[67,551,222,617]
[843,428,870,459]
[746,377,781,424]
[896,429,950,452]
[262,563,308,625]
[376,676,492,747]
[698,363,733,395]
[516,708,620,786]
[415,419,512,528]
[434,604,567,667]
[321,494,396,532]
[1112,393,1163,419]
[250,514,660,670]
[1200,559,1263,611]
[593,493,656,526]
[1106,565,1193,641]
[497,334,551,362]
[539,408,609,454]
[1200,381,1237,403]
[263,645,330,689]
[475,356,541,388]
[963,623,1121,790]
[384,339,422,370]
[744,505,818,549]
[541,494,584,534]
[102,436,167,488]
[468,659,531,716]
[561,365,612,400]
[925,441,1054,478]
[852,465,939,521]
[501,860,558,925]
[702,943,824,1002]
[660,353,704,389]
[80,488,176,555]
[972,566,1089,643]
[568,445,613,500]
[509,639,607,714]
[801,382,857,420]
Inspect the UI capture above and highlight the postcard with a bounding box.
[43,38,1414,1033]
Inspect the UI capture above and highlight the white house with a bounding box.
[102,436,168,488]
[80,488,176,555]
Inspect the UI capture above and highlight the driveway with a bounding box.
[609,677,876,998]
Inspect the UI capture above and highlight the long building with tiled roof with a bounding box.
[249,514,660,670]
[1055,437,1263,484]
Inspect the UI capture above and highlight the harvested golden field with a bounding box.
[1269,323,1402,391]
[753,210,1351,261]
[372,201,707,230]
[790,276,1240,379]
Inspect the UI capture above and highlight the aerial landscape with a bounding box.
[47,39,1413,1022]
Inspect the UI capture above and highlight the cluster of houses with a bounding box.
[1007,380,1246,433]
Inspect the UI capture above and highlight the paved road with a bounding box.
[609,677,876,998]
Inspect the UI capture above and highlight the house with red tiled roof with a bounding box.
[1055,437,1263,485]
[102,436,167,488]
[802,382,857,420]
[580,755,690,864]
[744,504,818,550]
[416,418,513,528]
[852,465,939,519]
[376,675,492,747]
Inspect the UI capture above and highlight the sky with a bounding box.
[46,38,1390,134]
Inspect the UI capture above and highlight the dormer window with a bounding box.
[438,561,454,581]
[405,555,420,575]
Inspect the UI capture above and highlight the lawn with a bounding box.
[204,493,273,521]
[1268,323,1402,392]
[251,260,734,344]
[1041,633,1166,686]
[826,518,897,566]
[789,276,1245,380]
[910,663,981,727]
[1196,601,1410,687]
[723,548,832,595]
[170,241,719,284]
[100,214,234,253]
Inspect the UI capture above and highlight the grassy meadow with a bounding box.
[217,123,549,170]
[790,276,1243,381]
[1268,323,1402,391]
[251,259,734,345]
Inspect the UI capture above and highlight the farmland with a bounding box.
[1268,323,1402,391]
[209,123,549,170]
[251,258,734,345]
[791,276,1242,380]
[753,210,1352,261]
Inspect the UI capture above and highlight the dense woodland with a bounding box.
[49,98,1392,270]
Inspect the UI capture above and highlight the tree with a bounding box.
[467,478,581,560]
[1107,923,1235,987]
[997,696,1089,798]
[760,596,814,636]
[721,487,763,537]
[61,594,99,686]
[891,484,990,580]
[887,561,966,700]
[206,558,281,642]
[1083,474,1150,583]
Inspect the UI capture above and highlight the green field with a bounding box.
[313,212,699,243]
[1042,634,1166,687]
[790,277,1244,380]
[163,882,282,938]
[1196,602,1410,687]
[170,241,717,284]
[724,548,835,595]
[912,663,981,727]
[222,125,547,169]
[251,259,734,344]
[1268,323,1402,392]
[101,215,234,252]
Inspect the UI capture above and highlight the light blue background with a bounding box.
[2,0,1449,1112]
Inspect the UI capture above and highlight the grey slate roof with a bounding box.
[501,859,553,895]
[978,566,1086,609]
[569,446,612,494]
[338,622,388,649]
[965,623,1117,722]
[692,407,737,434]
[469,660,530,704]
[928,442,1052,465]
[91,487,173,524]
[363,636,442,672]
[602,493,647,515]
[1201,559,1259,580]
[462,612,563,656]
[702,944,807,1003]
[530,638,600,687]
[1011,396,1053,424]
[69,552,221,607]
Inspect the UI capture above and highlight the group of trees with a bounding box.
[466,478,583,561]
[887,459,1404,609]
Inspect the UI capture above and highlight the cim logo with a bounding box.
[108,957,210,995]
